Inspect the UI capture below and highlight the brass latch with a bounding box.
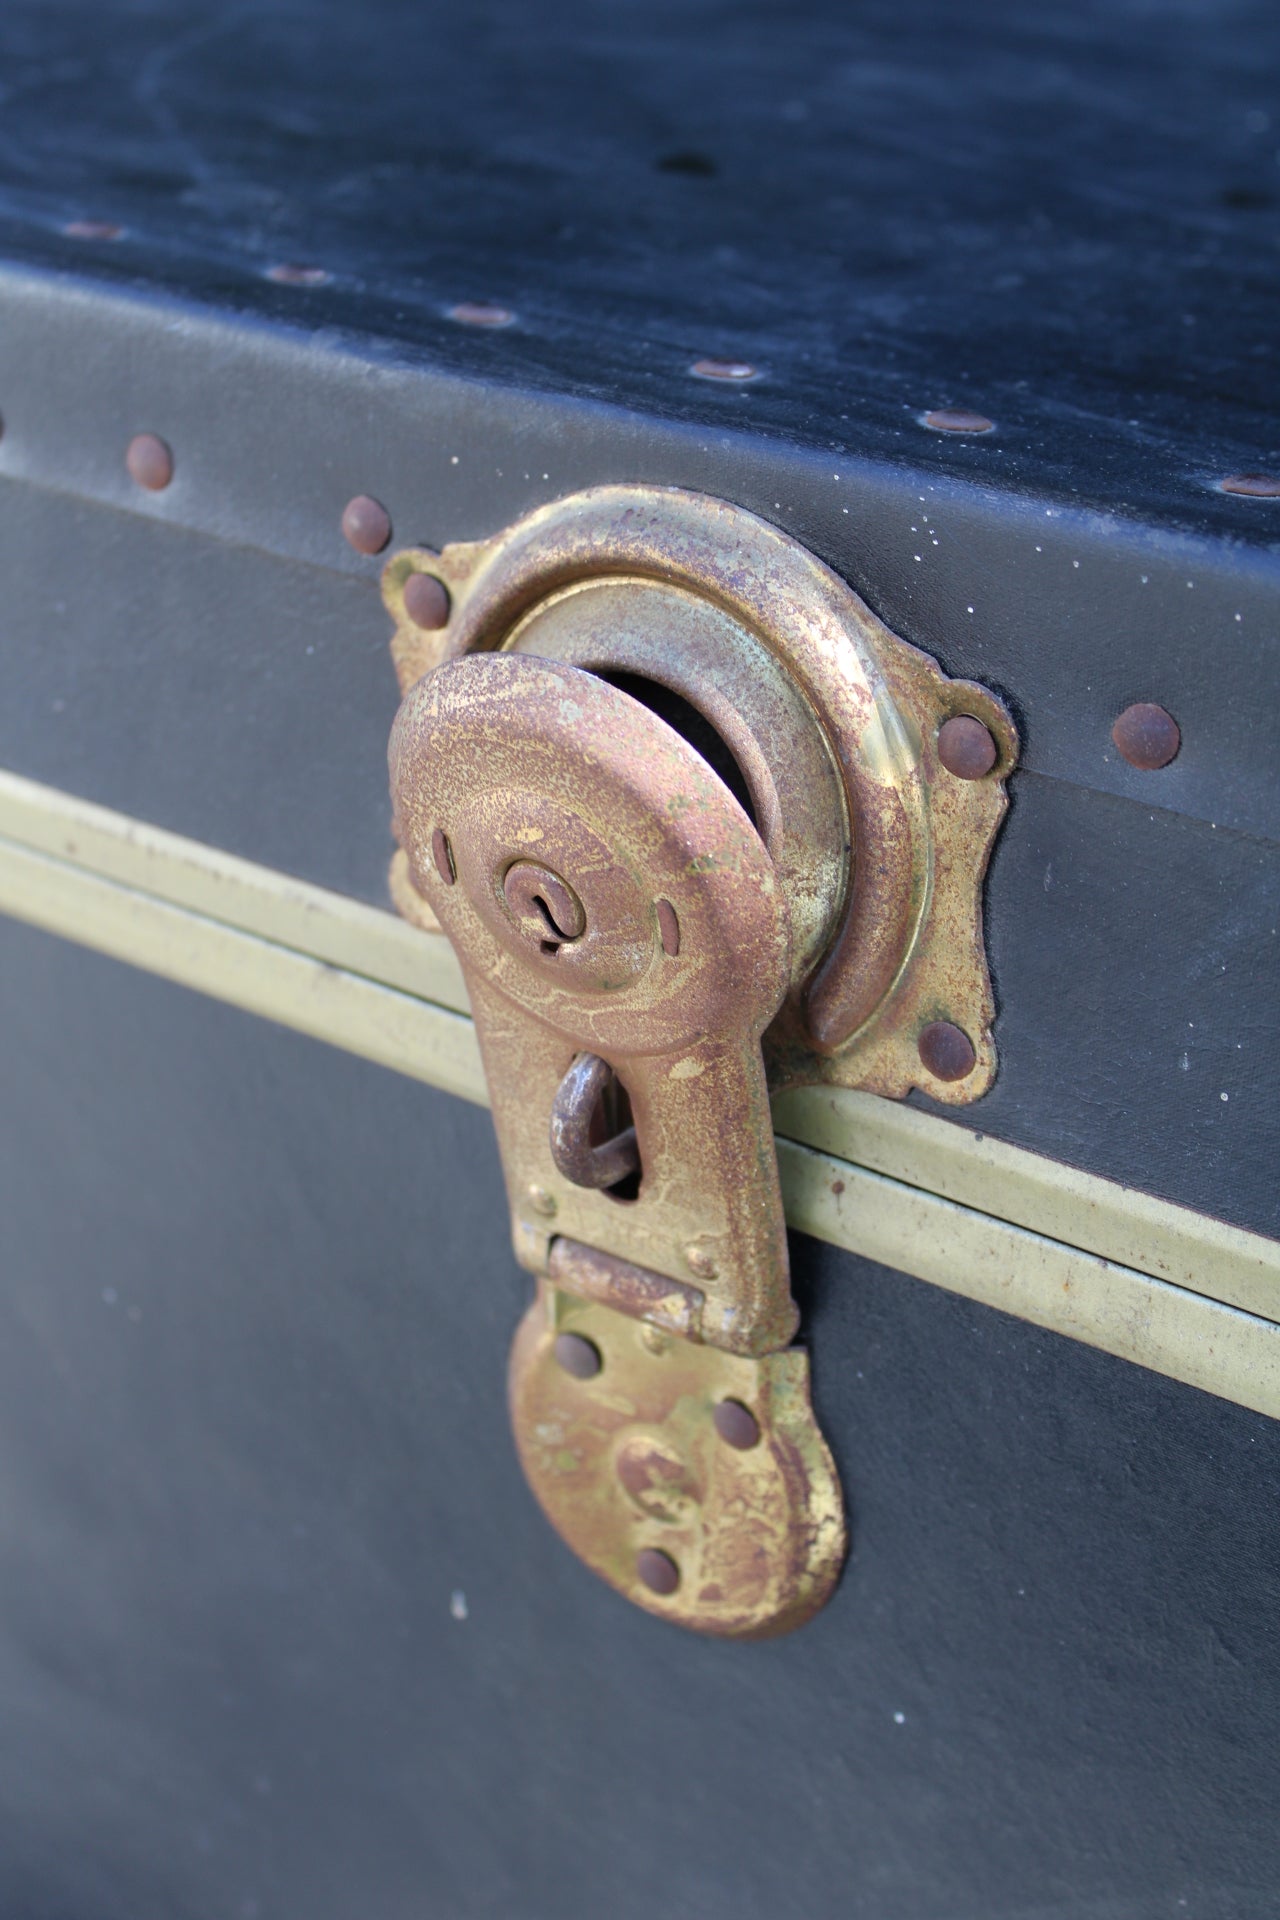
[385,487,1016,1637]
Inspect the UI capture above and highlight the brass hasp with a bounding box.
[385,485,1016,1636]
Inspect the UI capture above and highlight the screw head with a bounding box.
[527,1184,557,1218]
[403,572,451,630]
[713,1399,761,1450]
[125,432,173,492]
[918,1020,976,1082]
[922,408,995,434]
[553,1332,602,1380]
[684,1243,718,1281]
[938,714,998,780]
[1112,702,1180,770]
[636,1547,680,1596]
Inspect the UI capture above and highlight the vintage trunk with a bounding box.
[0,2,1277,1915]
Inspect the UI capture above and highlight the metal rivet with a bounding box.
[125,433,173,492]
[1112,702,1180,771]
[938,714,998,780]
[922,408,995,435]
[63,219,123,241]
[342,495,391,555]
[554,1332,602,1380]
[684,1243,718,1280]
[918,1020,976,1082]
[527,1184,557,1218]
[636,1547,680,1596]
[404,572,451,630]
[713,1399,761,1450]
[691,358,758,381]
[656,899,681,956]
[1218,473,1280,498]
[266,262,332,286]
[640,1324,670,1355]
[448,302,515,328]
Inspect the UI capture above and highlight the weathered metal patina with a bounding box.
[385,484,1016,1633]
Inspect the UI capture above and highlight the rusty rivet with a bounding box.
[713,1399,761,1450]
[656,898,681,956]
[636,1547,680,1596]
[1218,473,1280,498]
[63,219,123,241]
[1112,702,1180,771]
[125,432,173,492]
[448,302,515,328]
[431,827,456,885]
[266,262,332,286]
[404,572,451,630]
[691,358,758,381]
[554,1331,602,1380]
[527,1184,557,1218]
[918,1020,976,1082]
[684,1243,718,1281]
[922,408,995,435]
[938,714,998,780]
[342,495,391,555]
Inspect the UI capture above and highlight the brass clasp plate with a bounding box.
[385,486,1016,1636]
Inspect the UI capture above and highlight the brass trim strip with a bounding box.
[0,770,1276,1418]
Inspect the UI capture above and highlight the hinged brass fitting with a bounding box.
[385,486,1016,1636]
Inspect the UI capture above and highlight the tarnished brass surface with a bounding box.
[510,1281,845,1638]
[384,484,1016,1103]
[390,649,798,1356]
[385,483,1020,1634]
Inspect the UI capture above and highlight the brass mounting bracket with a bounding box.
[385,486,1016,1637]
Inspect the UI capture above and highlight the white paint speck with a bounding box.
[914,554,922,562]
[450,454,459,465]
[1072,559,1080,568]
[450,1590,469,1621]
[1220,1092,1229,1103]
[893,1711,906,1725]
[967,606,974,614]
[1180,1053,1191,1071]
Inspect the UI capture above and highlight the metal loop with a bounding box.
[549,1053,641,1191]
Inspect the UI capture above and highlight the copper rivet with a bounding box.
[713,1399,761,1450]
[1218,473,1280,498]
[430,827,456,885]
[685,1243,718,1280]
[922,408,995,434]
[63,219,123,241]
[403,572,451,630]
[938,714,998,779]
[125,432,174,492]
[266,262,331,286]
[691,358,757,381]
[918,1020,976,1082]
[1112,702,1180,771]
[554,1332,602,1381]
[448,302,515,328]
[636,1547,680,1596]
[342,494,391,555]
[528,1184,557,1218]
[656,898,681,956]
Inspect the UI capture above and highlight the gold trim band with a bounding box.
[0,769,1275,1418]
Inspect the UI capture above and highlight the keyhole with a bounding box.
[503,861,587,953]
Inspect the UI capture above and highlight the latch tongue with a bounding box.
[389,650,845,1634]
